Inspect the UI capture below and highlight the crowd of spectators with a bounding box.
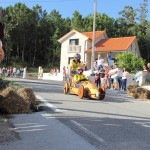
[93,55,150,91]
[0,67,24,78]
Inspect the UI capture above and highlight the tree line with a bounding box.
[0,0,149,68]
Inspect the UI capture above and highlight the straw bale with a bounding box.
[127,84,139,96]
[134,87,150,100]
[17,88,37,109]
[0,87,29,114]
[0,94,4,101]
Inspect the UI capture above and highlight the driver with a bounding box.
[73,66,87,87]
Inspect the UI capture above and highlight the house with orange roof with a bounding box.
[58,29,140,73]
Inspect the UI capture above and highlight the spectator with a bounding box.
[0,67,2,77]
[94,71,100,87]
[13,67,17,77]
[63,66,67,81]
[20,67,24,77]
[133,69,141,84]
[107,51,112,66]
[16,68,21,77]
[108,66,114,89]
[97,55,104,70]
[122,68,129,91]
[93,61,97,71]
[143,65,147,71]
[147,63,150,74]
[104,65,111,89]
[99,66,105,90]
[112,64,119,90]
[118,67,123,90]
[9,67,13,76]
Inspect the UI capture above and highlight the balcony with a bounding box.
[67,45,81,53]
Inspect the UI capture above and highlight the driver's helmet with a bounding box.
[77,66,83,74]
[74,53,81,60]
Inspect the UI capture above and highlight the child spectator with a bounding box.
[133,69,141,84]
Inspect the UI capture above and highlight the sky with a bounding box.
[0,0,150,20]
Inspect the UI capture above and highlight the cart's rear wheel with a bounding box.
[64,83,69,94]
[78,85,84,99]
[99,87,105,100]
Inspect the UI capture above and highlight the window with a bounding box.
[69,39,79,45]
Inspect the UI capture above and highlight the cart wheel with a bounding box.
[99,87,105,100]
[78,85,84,99]
[64,83,69,94]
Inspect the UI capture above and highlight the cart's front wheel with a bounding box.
[64,83,69,94]
[78,85,84,99]
[99,87,105,100]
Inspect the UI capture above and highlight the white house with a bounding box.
[58,29,140,74]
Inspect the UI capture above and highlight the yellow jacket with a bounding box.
[73,74,86,82]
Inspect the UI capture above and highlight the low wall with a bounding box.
[139,71,150,86]
[42,73,63,81]
[42,71,150,87]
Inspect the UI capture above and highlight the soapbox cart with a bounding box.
[64,78,105,100]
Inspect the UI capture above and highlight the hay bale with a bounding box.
[17,88,37,110]
[0,94,4,101]
[0,94,5,113]
[134,87,150,100]
[127,84,139,96]
[1,87,29,114]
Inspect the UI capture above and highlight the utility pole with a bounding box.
[91,0,96,75]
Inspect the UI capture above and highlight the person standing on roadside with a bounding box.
[118,67,123,90]
[97,55,104,71]
[107,51,112,66]
[147,63,150,74]
[122,68,129,91]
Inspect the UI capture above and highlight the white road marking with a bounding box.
[71,120,105,143]
[16,129,45,133]
[14,125,48,130]
[36,95,66,112]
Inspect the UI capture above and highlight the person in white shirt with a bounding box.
[112,64,119,90]
[108,66,115,89]
[122,68,129,91]
[97,55,104,71]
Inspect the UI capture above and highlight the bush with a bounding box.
[115,52,145,72]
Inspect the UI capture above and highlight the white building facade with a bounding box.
[58,29,140,74]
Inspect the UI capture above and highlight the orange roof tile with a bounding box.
[85,36,136,52]
[82,31,105,40]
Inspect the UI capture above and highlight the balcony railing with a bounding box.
[67,45,81,53]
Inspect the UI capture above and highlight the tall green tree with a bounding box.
[71,11,84,32]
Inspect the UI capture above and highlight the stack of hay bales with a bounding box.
[17,88,37,110]
[127,84,150,100]
[0,87,37,114]
[134,87,150,100]
[127,84,139,96]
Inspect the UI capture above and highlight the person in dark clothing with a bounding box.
[147,63,150,74]
[94,71,101,87]
[99,66,105,90]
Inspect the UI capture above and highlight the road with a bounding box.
[3,78,150,150]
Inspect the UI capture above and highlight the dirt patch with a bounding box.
[0,115,19,143]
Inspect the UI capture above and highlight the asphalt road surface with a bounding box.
[4,78,150,150]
